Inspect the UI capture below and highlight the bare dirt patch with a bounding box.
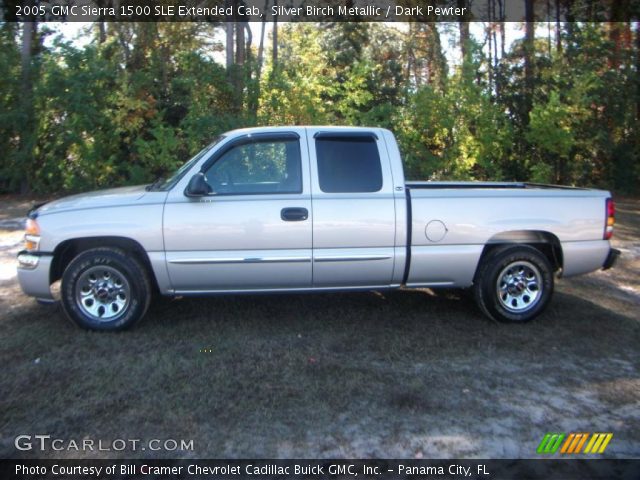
[0,197,638,459]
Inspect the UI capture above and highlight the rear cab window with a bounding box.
[315,134,383,193]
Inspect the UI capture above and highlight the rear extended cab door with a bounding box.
[306,128,406,288]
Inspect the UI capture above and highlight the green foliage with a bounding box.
[521,24,639,189]
[398,40,511,181]
[526,91,574,182]
[259,23,406,128]
[0,21,638,195]
[0,23,22,191]
[259,24,333,125]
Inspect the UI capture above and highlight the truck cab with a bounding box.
[164,127,405,293]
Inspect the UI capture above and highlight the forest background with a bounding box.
[1,0,639,195]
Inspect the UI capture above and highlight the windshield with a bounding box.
[152,136,225,191]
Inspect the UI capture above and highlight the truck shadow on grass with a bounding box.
[2,285,639,458]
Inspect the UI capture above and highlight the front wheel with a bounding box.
[60,248,151,331]
[473,245,554,323]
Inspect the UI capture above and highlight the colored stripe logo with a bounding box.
[537,433,565,454]
[560,433,589,454]
[537,433,612,454]
[584,433,614,454]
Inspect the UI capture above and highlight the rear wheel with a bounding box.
[60,248,151,330]
[473,245,554,323]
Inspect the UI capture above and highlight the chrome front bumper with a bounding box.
[17,251,54,301]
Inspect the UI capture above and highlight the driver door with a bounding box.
[163,131,312,292]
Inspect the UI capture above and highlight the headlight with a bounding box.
[25,218,40,251]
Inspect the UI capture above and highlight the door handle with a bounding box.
[281,207,308,221]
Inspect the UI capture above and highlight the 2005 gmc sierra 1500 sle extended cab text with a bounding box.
[17,126,619,330]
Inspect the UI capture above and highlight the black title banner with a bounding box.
[2,0,640,22]
[2,459,640,480]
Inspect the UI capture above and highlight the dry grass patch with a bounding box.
[0,197,638,459]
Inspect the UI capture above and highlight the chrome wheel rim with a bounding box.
[496,261,542,313]
[75,266,130,321]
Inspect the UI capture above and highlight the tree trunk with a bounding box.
[20,23,33,85]
[555,0,562,53]
[245,22,252,59]
[97,21,106,44]
[131,22,158,70]
[225,0,234,69]
[608,0,631,69]
[487,0,496,92]
[487,22,493,93]
[427,23,446,90]
[493,6,501,98]
[636,21,640,122]
[565,0,575,41]
[546,0,552,55]
[458,0,469,61]
[257,0,267,80]
[498,0,506,58]
[405,23,417,86]
[235,21,245,66]
[272,0,278,67]
[247,0,267,120]
[19,20,36,193]
[491,0,499,65]
[230,21,245,110]
[524,0,535,124]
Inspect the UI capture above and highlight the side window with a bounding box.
[204,138,302,195]
[316,136,383,193]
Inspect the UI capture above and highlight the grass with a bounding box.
[0,197,638,459]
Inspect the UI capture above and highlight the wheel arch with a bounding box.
[51,236,159,293]
[476,230,563,276]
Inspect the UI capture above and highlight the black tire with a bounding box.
[473,245,554,323]
[60,247,151,331]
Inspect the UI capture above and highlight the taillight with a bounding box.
[604,198,615,240]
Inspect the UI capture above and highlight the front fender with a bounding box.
[37,203,165,253]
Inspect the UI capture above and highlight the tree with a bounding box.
[406,23,447,90]
[0,23,21,191]
[1,16,638,195]
[18,20,38,193]
[523,0,536,124]
[458,0,470,60]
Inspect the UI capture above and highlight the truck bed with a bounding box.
[404,180,610,289]
[405,181,587,190]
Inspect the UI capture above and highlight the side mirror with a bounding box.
[185,172,212,197]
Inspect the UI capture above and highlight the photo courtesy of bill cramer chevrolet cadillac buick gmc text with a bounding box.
[17,126,619,330]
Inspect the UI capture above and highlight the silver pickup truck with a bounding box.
[17,126,619,330]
